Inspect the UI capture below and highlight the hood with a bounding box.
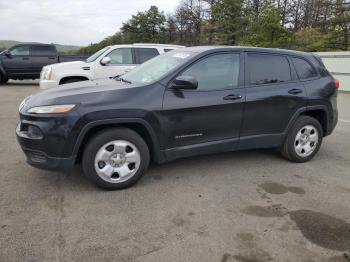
[21,78,138,113]
[44,60,87,70]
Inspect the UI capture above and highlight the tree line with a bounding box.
[79,0,350,54]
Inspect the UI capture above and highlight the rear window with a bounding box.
[292,57,318,79]
[31,46,55,56]
[248,53,291,85]
[135,48,159,64]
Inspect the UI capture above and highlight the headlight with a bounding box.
[41,67,52,80]
[27,104,76,114]
[19,97,28,112]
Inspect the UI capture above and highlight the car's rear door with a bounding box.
[30,45,57,76]
[161,52,245,158]
[238,52,307,149]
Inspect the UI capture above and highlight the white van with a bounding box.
[39,43,184,89]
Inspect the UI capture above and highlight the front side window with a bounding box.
[248,53,291,85]
[107,48,133,65]
[292,57,318,79]
[135,48,159,64]
[10,46,30,56]
[180,53,240,91]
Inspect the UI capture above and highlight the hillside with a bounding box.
[0,40,83,54]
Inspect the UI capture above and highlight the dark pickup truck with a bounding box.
[0,43,88,83]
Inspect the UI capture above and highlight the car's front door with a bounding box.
[94,48,136,79]
[238,52,307,149]
[161,52,245,158]
[1,45,32,77]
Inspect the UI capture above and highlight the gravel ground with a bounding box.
[0,81,349,262]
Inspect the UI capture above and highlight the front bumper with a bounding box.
[39,80,58,89]
[16,113,80,172]
[20,147,75,172]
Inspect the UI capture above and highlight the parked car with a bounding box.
[39,43,184,89]
[17,46,338,190]
[0,43,88,83]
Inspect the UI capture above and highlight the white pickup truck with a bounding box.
[39,43,184,89]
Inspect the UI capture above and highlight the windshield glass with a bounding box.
[120,51,195,84]
[86,47,110,63]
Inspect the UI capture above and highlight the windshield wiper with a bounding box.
[115,76,132,84]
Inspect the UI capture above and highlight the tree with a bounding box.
[213,0,247,44]
[242,4,291,48]
[121,6,167,43]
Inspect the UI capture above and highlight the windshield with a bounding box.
[120,51,195,84]
[86,46,110,63]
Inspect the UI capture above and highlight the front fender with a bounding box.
[71,118,164,163]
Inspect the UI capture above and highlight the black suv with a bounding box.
[16,47,338,189]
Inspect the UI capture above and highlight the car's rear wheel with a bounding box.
[281,116,323,163]
[82,128,150,190]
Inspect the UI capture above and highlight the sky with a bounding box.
[0,0,180,46]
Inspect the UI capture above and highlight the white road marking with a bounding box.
[339,118,350,123]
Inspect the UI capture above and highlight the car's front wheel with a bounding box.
[281,116,323,163]
[82,128,150,190]
[0,74,8,84]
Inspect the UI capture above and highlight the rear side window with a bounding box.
[248,53,291,85]
[10,46,30,56]
[292,57,318,79]
[135,48,159,64]
[31,46,55,56]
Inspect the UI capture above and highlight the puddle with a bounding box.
[259,182,305,195]
[289,210,350,251]
[242,204,288,217]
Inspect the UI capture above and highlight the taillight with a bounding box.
[334,79,340,89]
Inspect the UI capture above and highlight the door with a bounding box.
[1,45,31,76]
[30,45,57,75]
[94,48,135,79]
[161,52,245,153]
[239,52,307,149]
[134,48,159,64]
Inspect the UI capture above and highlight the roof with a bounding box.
[133,43,185,48]
[13,42,55,46]
[183,46,312,57]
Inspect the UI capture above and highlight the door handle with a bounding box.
[22,57,29,60]
[288,88,302,95]
[223,94,242,100]
[48,57,56,60]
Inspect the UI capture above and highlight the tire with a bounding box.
[60,78,84,85]
[0,73,8,84]
[281,116,323,163]
[82,128,150,190]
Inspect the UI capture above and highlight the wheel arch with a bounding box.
[73,119,162,164]
[59,75,89,85]
[285,106,329,137]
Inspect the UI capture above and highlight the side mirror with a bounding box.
[4,50,11,57]
[100,56,111,66]
[171,76,198,90]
